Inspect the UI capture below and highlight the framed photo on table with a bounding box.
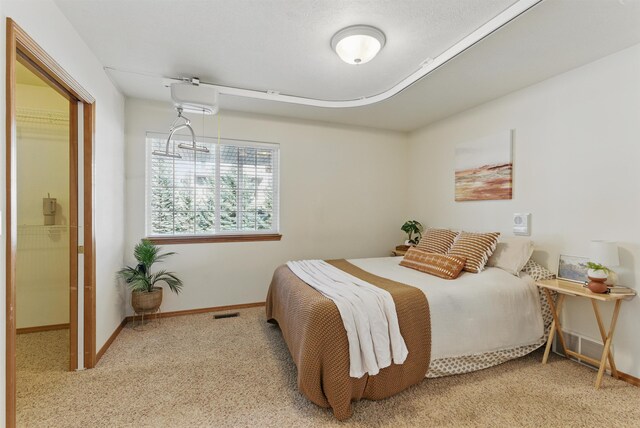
[557,254,589,283]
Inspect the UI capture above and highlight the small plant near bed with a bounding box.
[586,261,614,282]
[118,239,183,315]
[585,262,612,274]
[401,220,423,245]
[585,262,616,293]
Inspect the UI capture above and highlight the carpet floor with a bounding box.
[16,307,640,427]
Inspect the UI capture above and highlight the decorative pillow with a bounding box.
[416,228,459,254]
[447,231,500,273]
[520,259,555,281]
[487,237,534,276]
[400,248,466,280]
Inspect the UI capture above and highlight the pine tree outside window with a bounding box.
[146,133,279,240]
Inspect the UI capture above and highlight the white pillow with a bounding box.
[487,237,534,275]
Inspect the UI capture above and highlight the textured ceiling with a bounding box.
[54,0,516,100]
[55,0,640,131]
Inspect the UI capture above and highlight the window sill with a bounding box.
[146,234,282,245]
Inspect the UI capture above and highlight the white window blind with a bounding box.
[146,132,279,237]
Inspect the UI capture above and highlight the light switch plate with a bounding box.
[513,213,531,236]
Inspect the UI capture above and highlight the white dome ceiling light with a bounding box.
[331,25,386,65]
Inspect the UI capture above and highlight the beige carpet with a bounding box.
[17,329,69,373]
[16,307,640,427]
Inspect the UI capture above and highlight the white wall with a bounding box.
[0,4,126,419]
[408,43,640,378]
[125,98,408,314]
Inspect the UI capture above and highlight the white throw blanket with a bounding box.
[286,260,408,378]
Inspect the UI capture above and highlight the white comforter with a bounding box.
[348,257,544,360]
[287,260,408,378]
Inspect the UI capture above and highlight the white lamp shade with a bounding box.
[589,240,620,267]
[331,25,386,65]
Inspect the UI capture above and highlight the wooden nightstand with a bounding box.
[536,279,636,389]
[391,245,410,257]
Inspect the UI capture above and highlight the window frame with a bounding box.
[144,132,281,244]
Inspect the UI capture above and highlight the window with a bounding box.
[146,132,280,242]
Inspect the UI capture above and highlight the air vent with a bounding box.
[214,312,239,319]
[553,331,605,370]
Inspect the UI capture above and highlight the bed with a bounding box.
[266,256,550,420]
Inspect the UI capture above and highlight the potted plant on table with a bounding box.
[401,220,424,246]
[118,239,183,314]
[585,262,612,293]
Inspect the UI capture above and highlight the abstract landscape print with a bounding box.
[558,255,589,283]
[455,130,513,201]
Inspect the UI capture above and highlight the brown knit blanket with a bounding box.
[266,259,431,420]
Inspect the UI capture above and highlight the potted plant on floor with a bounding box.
[118,239,183,314]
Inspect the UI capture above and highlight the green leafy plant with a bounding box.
[118,239,183,294]
[586,262,613,273]
[401,220,424,245]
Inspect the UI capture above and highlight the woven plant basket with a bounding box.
[131,287,163,314]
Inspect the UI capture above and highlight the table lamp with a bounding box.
[587,240,619,293]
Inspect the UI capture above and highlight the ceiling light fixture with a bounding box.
[331,25,386,65]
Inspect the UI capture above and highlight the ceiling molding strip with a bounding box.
[114,0,542,109]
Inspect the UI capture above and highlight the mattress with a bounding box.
[348,256,545,360]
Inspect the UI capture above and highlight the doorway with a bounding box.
[6,18,97,428]
[14,58,75,381]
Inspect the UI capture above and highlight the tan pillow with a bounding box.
[416,228,459,254]
[447,231,500,273]
[487,237,534,275]
[400,248,466,280]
